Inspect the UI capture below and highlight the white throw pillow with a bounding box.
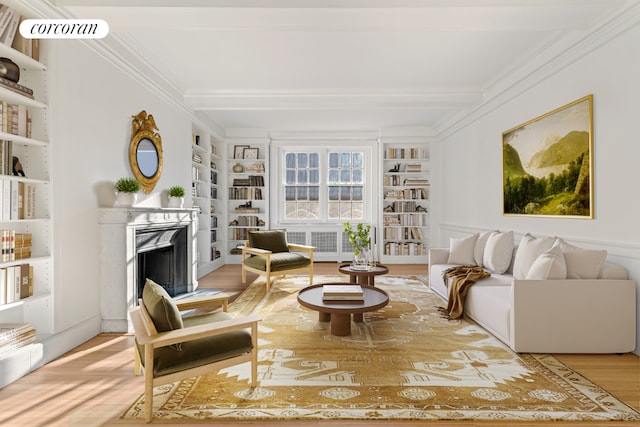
[482,231,514,274]
[474,230,495,266]
[447,233,478,265]
[526,246,567,279]
[555,239,607,279]
[512,233,556,279]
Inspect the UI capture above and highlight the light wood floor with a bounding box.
[0,263,637,427]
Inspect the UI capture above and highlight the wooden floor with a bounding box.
[0,263,638,427]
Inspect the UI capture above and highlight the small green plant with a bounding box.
[168,185,186,197]
[114,177,140,193]
[343,221,371,255]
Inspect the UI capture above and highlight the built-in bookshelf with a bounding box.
[191,129,224,276]
[0,12,51,387]
[379,142,430,263]
[226,142,269,262]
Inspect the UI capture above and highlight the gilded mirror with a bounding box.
[129,110,163,193]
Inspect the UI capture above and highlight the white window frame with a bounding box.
[272,141,375,227]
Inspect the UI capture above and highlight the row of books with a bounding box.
[228,187,263,200]
[0,180,36,221]
[384,242,427,256]
[322,285,364,303]
[0,262,33,305]
[384,188,428,200]
[383,214,428,226]
[229,227,259,241]
[2,231,31,262]
[232,175,264,187]
[383,226,424,240]
[384,201,426,213]
[0,323,36,357]
[384,148,428,160]
[0,5,40,60]
[0,103,32,138]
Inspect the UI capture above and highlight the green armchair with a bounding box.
[129,279,261,422]
[241,229,315,291]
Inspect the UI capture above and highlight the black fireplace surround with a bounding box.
[136,225,190,299]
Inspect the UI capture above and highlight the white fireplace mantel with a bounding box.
[98,207,199,332]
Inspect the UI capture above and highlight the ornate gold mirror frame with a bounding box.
[129,110,163,193]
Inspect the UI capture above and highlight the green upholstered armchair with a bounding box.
[241,229,315,292]
[128,279,261,423]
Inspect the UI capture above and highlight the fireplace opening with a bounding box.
[136,225,189,300]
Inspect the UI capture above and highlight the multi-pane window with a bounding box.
[283,149,365,221]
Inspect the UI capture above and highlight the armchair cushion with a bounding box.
[137,312,254,377]
[142,278,183,332]
[244,252,310,272]
[248,229,289,253]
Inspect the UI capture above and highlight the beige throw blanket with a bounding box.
[438,265,490,320]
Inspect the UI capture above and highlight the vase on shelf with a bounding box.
[115,192,137,208]
[352,247,371,271]
[168,196,184,208]
[232,163,244,173]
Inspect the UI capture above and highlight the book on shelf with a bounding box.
[0,323,37,356]
[0,7,19,46]
[0,322,33,340]
[0,102,33,137]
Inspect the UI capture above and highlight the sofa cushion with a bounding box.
[474,230,494,266]
[513,234,556,279]
[142,278,184,332]
[244,252,310,272]
[599,263,628,280]
[555,239,607,279]
[248,229,289,253]
[447,233,478,265]
[483,231,514,274]
[526,246,567,279]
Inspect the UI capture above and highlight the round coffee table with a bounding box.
[338,264,389,286]
[297,283,389,336]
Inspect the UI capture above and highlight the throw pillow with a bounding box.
[473,230,494,266]
[248,229,290,253]
[526,246,567,279]
[142,278,183,332]
[482,230,514,274]
[512,233,556,279]
[447,233,478,265]
[555,239,607,279]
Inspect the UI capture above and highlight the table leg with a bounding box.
[353,313,364,322]
[318,312,331,322]
[349,274,357,284]
[330,313,351,336]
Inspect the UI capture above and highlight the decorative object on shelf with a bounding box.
[167,185,185,208]
[343,221,372,269]
[232,163,244,173]
[12,156,25,177]
[388,163,401,172]
[243,147,259,159]
[114,177,140,207]
[234,145,249,159]
[129,110,163,194]
[0,57,20,82]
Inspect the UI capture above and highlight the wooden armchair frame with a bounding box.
[128,293,261,422]
[241,242,315,291]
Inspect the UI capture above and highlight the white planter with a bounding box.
[168,196,184,208]
[115,192,137,208]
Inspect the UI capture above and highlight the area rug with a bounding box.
[122,275,640,422]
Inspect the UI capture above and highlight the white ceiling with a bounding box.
[53,0,629,133]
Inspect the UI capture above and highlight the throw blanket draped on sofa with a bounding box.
[438,265,490,319]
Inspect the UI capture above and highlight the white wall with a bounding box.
[48,41,194,339]
[434,22,640,353]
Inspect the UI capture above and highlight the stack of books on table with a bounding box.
[0,323,36,357]
[322,285,364,304]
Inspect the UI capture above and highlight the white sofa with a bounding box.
[428,231,636,353]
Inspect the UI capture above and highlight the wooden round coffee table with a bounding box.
[338,264,389,286]
[297,283,389,336]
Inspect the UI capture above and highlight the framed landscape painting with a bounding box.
[502,95,593,218]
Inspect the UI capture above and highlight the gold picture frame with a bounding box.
[502,95,593,218]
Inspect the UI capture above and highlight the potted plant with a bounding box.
[343,221,371,268]
[167,185,186,208]
[114,177,140,207]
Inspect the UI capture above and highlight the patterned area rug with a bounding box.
[122,275,640,422]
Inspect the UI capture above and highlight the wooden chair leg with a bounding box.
[144,349,154,423]
[309,263,314,285]
[241,264,247,284]
[134,346,141,376]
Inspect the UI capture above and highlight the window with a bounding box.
[283,149,366,222]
